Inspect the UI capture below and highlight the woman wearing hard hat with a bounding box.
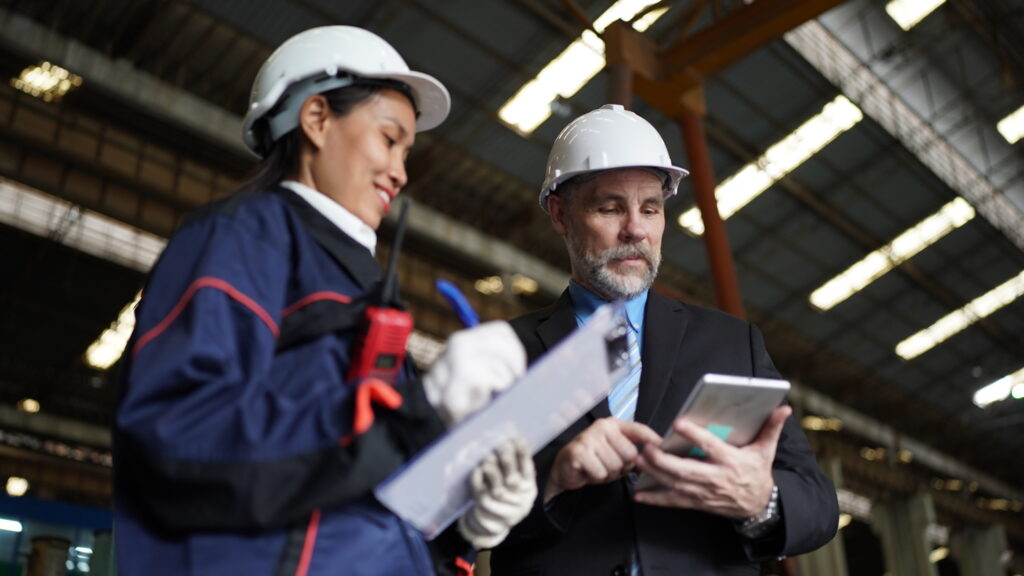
[113,26,535,576]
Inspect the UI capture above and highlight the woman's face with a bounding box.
[307,89,417,230]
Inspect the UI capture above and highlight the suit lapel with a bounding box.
[536,291,578,353]
[634,290,689,426]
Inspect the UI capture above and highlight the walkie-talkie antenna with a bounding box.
[381,200,410,306]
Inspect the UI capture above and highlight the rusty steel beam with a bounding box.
[560,0,597,34]
[607,62,634,108]
[660,0,849,79]
[604,0,848,117]
[679,108,746,318]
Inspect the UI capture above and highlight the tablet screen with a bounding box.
[634,373,789,491]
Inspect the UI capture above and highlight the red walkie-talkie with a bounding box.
[347,201,414,385]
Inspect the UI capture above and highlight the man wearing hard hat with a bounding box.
[489,105,838,575]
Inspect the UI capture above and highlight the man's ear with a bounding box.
[548,194,568,236]
[298,94,331,150]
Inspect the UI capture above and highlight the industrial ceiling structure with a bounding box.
[0,0,1023,569]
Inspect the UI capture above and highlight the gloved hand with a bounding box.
[423,321,526,426]
[458,438,537,550]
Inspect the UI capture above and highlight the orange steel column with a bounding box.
[603,21,636,109]
[678,108,746,319]
[607,62,634,109]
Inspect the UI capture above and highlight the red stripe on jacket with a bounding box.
[293,509,321,576]
[132,276,280,357]
[281,291,353,317]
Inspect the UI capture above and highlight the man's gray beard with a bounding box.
[567,233,661,301]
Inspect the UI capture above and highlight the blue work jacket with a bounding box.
[113,187,452,576]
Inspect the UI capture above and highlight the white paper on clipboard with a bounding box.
[374,301,629,540]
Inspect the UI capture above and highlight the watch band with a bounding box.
[736,483,781,539]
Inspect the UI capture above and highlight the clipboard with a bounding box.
[374,302,629,539]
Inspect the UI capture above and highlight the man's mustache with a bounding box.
[596,244,657,266]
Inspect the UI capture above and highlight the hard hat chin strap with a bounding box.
[266,75,358,143]
[265,75,420,145]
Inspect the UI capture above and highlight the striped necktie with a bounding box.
[609,324,644,575]
[608,325,641,421]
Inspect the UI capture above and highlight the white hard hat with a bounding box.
[242,26,451,155]
[539,104,688,210]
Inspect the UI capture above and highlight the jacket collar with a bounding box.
[537,291,578,354]
[277,186,381,292]
[279,180,377,254]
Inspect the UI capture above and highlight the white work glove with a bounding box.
[423,321,526,426]
[458,438,537,550]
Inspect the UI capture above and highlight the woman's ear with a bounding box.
[298,94,331,150]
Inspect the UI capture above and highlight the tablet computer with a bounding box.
[634,373,789,491]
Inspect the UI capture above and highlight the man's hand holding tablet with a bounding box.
[633,374,791,523]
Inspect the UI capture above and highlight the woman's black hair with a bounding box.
[238,81,414,195]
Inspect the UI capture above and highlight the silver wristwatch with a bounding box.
[736,483,781,539]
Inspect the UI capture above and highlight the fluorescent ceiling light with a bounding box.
[0,180,165,371]
[787,21,1024,261]
[837,513,853,530]
[896,269,1024,359]
[800,415,843,431]
[85,291,448,376]
[476,275,505,295]
[10,61,82,102]
[929,546,950,564]
[0,179,165,273]
[860,446,886,461]
[931,477,964,491]
[511,274,539,295]
[498,0,668,134]
[974,498,1021,512]
[836,487,872,518]
[997,103,1024,145]
[886,0,946,31]
[475,274,539,296]
[84,292,141,370]
[407,330,444,368]
[0,518,22,532]
[5,477,28,497]
[678,95,862,235]
[0,180,160,372]
[810,197,975,311]
[972,365,1024,408]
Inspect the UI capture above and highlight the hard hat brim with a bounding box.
[380,71,451,132]
[540,164,690,211]
[240,70,450,156]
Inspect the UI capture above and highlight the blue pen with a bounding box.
[436,278,480,327]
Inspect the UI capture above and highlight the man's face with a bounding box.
[549,168,665,300]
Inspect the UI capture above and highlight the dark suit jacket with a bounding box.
[490,289,838,576]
